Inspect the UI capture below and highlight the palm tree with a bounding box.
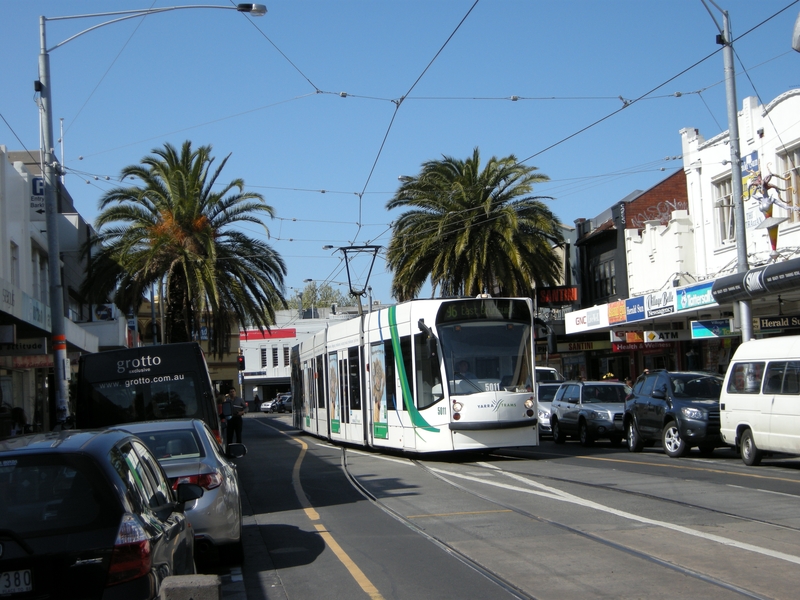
[81,140,287,356]
[386,148,564,301]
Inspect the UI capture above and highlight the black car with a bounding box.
[0,429,203,599]
[624,370,723,458]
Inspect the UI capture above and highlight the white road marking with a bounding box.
[428,466,800,565]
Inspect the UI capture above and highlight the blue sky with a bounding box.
[2,1,800,305]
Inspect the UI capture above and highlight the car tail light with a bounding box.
[107,513,152,586]
[212,428,223,446]
[171,471,222,491]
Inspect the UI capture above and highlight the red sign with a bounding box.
[240,328,297,340]
[537,286,577,306]
[613,342,674,352]
[608,300,627,324]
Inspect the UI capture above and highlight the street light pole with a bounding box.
[36,4,267,424]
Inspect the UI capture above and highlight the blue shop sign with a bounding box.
[677,282,716,312]
[625,296,646,322]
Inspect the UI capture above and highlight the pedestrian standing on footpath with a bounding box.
[227,388,247,445]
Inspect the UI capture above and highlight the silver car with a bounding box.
[536,382,562,437]
[550,381,628,446]
[115,419,246,563]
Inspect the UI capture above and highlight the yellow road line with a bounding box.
[255,420,384,599]
[577,454,800,484]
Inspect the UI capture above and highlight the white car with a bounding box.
[260,399,277,413]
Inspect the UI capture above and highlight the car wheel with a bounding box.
[579,421,594,447]
[740,429,762,466]
[626,420,644,452]
[662,422,688,458]
[552,419,566,444]
[698,444,715,457]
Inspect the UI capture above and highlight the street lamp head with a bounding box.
[322,245,335,250]
[237,4,267,16]
[303,278,313,283]
[793,10,800,52]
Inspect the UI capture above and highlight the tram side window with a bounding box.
[382,340,397,411]
[348,347,361,411]
[414,333,443,410]
[315,355,325,408]
[399,336,412,412]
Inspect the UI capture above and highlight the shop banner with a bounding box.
[691,319,736,339]
[677,282,716,312]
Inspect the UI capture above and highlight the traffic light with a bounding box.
[237,355,245,371]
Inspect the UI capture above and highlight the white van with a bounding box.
[720,336,800,465]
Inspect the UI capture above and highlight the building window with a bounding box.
[777,147,800,225]
[260,347,267,368]
[591,256,616,302]
[283,346,290,367]
[714,176,735,245]
[10,243,19,287]
[272,346,278,368]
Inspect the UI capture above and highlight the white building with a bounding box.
[1,146,127,434]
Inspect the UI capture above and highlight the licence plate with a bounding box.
[0,570,32,595]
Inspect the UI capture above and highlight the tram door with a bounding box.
[331,347,365,445]
[313,354,326,438]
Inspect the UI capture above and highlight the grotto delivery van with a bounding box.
[720,335,800,466]
[76,342,224,446]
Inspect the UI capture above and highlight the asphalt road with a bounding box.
[230,413,800,600]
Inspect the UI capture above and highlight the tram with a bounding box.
[291,296,539,453]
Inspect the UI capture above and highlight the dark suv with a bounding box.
[624,370,723,458]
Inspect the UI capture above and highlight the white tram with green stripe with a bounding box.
[293,297,539,453]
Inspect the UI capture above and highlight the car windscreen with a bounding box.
[130,428,205,461]
[0,454,118,536]
[582,385,627,403]
[669,374,723,399]
[538,385,560,403]
[85,373,202,426]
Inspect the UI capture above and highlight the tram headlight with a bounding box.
[452,401,463,413]
[524,398,535,410]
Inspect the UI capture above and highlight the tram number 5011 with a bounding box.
[484,382,500,392]
[438,406,447,416]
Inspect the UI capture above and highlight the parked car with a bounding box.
[0,429,201,599]
[276,393,293,413]
[260,398,278,413]
[536,382,562,437]
[720,336,800,465]
[550,380,628,446]
[535,366,564,383]
[113,419,246,563]
[624,370,723,458]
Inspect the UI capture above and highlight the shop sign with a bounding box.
[13,354,53,369]
[691,319,736,339]
[677,282,716,311]
[643,330,691,343]
[0,337,47,356]
[757,314,800,330]
[608,300,626,324]
[613,341,674,352]
[30,177,45,221]
[557,340,612,352]
[625,296,646,322]
[645,289,676,318]
[536,286,577,307]
[565,307,608,334]
[610,330,644,343]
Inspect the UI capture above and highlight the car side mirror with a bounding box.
[652,389,666,400]
[227,443,247,459]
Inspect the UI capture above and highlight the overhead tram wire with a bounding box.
[350,0,481,245]
[516,0,800,167]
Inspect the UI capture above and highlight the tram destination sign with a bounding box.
[438,299,530,324]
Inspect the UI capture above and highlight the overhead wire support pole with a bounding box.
[702,0,753,342]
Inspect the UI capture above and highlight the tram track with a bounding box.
[341,446,784,600]
[482,451,800,534]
